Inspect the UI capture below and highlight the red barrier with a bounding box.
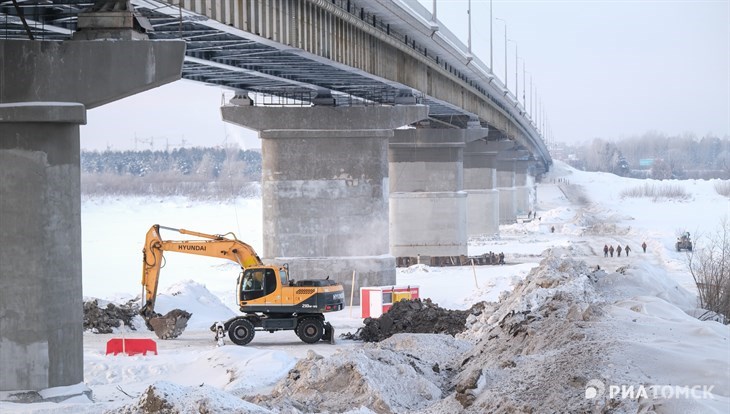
[105,338,158,356]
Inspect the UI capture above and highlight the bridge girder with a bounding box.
[0,0,551,170]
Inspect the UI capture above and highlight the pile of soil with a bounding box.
[343,298,487,342]
[83,299,139,334]
[252,334,473,413]
[117,381,271,414]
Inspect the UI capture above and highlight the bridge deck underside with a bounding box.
[0,0,550,169]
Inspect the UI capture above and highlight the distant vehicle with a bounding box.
[676,232,693,252]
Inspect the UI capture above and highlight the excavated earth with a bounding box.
[83,299,140,334]
[342,298,487,342]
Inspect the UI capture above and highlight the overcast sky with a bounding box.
[80,0,729,151]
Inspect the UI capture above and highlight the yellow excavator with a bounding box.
[140,224,345,345]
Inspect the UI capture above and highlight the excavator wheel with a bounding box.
[296,317,324,344]
[228,318,256,346]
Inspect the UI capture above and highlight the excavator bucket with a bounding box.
[323,322,335,344]
[147,309,192,340]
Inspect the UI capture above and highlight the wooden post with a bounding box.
[349,270,356,318]
[471,259,479,289]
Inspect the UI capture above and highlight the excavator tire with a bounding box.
[228,318,256,346]
[296,317,324,344]
[148,309,192,340]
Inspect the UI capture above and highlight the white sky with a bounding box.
[79,0,730,150]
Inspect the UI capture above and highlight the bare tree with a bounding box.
[687,218,730,323]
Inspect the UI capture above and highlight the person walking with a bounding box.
[609,245,614,257]
[603,244,609,257]
[625,245,631,256]
[642,241,647,253]
[617,245,622,257]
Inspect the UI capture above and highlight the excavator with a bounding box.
[140,224,345,345]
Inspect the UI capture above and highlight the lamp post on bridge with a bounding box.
[467,0,472,60]
[507,38,517,99]
[530,75,534,121]
[490,0,493,73]
[495,17,507,92]
[522,58,527,111]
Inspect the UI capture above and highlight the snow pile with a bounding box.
[116,381,272,413]
[149,280,238,330]
[432,249,614,413]
[253,334,472,413]
[431,247,730,414]
[84,281,238,336]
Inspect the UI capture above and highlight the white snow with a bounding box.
[1,160,728,413]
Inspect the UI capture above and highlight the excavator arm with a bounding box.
[140,224,264,338]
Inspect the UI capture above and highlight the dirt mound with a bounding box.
[83,299,139,334]
[115,381,272,414]
[251,334,472,413]
[343,298,486,342]
[428,249,643,413]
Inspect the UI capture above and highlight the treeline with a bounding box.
[561,133,730,179]
[81,147,262,198]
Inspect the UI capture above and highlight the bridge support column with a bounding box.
[514,159,533,215]
[464,140,499,237]
[497,158,517,224]
[0,39,184,393]
[221,105,428,305]
[389,128,466,259]
[0,104,85,392]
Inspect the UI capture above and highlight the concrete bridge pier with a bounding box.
[497,158,517,224]
[389,128,467,260]
[514,158,533,216]
[221,105,428,305]
[0,103,86,392]
[0,39,184,392]
[464,139,499,238]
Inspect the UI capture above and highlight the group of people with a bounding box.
[603,242,648,257]
[527,210,540,220]
[603,244,631,257]
[485,251,505,265]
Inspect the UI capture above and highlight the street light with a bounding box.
[467,0,473,61]
[522,59,526,106]
[495,17,507,90]
[489,0,493,72]
[508,39,517,100]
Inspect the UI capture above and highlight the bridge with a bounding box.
[0,0,551,393]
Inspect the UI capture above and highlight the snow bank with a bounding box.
[253,334,472,413]
[151,280,238,330]
[116,381,273,413]
[440,246,730,414]
[441,249,613,413]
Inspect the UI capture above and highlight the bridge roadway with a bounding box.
[0,0,551,394]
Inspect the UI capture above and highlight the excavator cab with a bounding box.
[239,268,273,301]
